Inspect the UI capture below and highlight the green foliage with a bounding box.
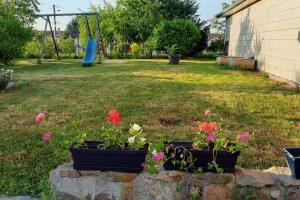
[63,18,80,39]
[208,39,224,52]
[152,19,200,55]
[130,43,143,58]
[59,38,76,55]
[44,38,55,59]
[0,13,33,63]
[0,0,39,26]
[24,38,40,58]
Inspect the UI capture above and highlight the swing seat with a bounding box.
[82,39,97,67]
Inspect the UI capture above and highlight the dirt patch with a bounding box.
[159,118,182,126]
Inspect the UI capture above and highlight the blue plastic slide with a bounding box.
[82,39,97,66]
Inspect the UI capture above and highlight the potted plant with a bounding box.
[284,148,300,179]
[0,69,14,90]
[167,44,181,64]
[148,110,252,173]
[37,110,148,173]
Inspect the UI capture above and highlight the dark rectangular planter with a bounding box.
[163,142,240,173]
[284,148,300,179]
[70,141,148,173]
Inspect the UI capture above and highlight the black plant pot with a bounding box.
[0,81,8,90]
[163,142,240,173]
[168,54,181,64]
[70,141,148,173]
[284,148,300,179]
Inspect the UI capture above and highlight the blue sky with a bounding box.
[34,0,230,30]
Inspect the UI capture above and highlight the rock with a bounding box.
[58,163,80,178]
[174,192,189,200]
[94,193,112,200]
[202,185,232,200]
[286,190,300,200]
[107,171,138,182]
[80,171,102,177]
[191,172,234,184]
[144,170,186,182]
[270,190,281,199]
[275,174,300,187]
[264,167,291,176]
[235,167,275,187]
[6,82,18,89]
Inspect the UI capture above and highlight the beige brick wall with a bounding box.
[226,0,300,85]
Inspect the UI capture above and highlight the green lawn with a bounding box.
[0,58,299,195]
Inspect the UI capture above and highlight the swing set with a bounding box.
[36,12,106,66]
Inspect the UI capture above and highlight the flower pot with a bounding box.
[168,54,181,64]
[163,142,240,173]
[0,81,8,90]
[70,141,148,173]
[284,148,300,179]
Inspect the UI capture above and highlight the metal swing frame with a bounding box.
[36,12,106,62]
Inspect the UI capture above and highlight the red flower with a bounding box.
[196,122,219,133]
[107,109,121,125]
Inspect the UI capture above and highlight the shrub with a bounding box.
[24,38,40,58]
[0,13,33,64]
[207,39,224,53]
[44,38,55,59]
[130,43,142,58]
[59,38,76,55]
[152,19,200,55]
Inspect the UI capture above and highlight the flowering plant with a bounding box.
[76,109,147,150]
[0,68,14,82]
[148,110,253,174]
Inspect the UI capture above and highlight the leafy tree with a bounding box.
[0,0,39,26]
[0,13,33,63]
[63,18,80,39]
[0,0,38,63]
[152,19,200,55]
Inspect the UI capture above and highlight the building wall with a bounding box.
[226,0,300,86]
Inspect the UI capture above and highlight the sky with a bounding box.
[34,0,231,31]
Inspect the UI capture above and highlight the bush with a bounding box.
[207,39,224,53]
[152,19,200,55]
[44,38,55,59]
[59,38,76,55]
[130,43,142,58]
[24,38,40,58]
[0,13,33,63]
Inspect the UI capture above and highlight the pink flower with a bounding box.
[238,132,251,142]
[207,133,217,142]
[152,151,164,161]
[204,110,213,117]
[35,112,46,123]
[42,132,52,142]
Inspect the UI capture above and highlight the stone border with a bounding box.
[49,163,300,200]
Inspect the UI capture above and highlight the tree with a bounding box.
[0,13,33,63]
[0,0,39,26]
[0,0,38,63]
[63,18,80,39]
[152,19,200,55]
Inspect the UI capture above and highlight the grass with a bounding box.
[0,58,299,196]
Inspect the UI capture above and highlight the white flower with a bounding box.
[132,124,142,132]
[140,138,146,142]
[128,136,136,144]
[152,149,157,154]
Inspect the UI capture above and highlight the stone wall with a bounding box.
[225,0,300,87]
[49,163,300,200]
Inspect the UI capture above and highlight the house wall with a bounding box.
[226,0,300,86]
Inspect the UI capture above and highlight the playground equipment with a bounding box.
[36,12,106,66]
